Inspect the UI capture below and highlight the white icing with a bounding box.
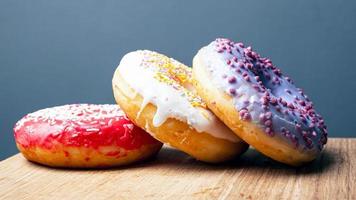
[113,50,239,142]
[197,45,264,122]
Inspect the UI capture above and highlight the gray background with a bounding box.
[1,0,355,160]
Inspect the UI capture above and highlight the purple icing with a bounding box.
[199,38,328,151]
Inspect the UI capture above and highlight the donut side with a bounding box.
[16,142,161,168]
[112,70,248,163]
[193,54,317,166]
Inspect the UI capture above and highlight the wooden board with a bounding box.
[0,138,354,200]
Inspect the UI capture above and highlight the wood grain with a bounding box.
[0,138,354,200]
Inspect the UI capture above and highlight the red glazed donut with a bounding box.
[193,38,328,166]
[14,104,163,168]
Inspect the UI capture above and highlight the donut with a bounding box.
[14,104,163,168]
[192,38,328,166]
[112,50,248,163]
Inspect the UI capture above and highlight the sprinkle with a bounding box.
[264,120,272,126]
[237,42,244,48]
[86,128,100,132]
[228,76,237,83]
[246,63,253,69]
[312,131,317,137]
[229,88,237,95]
[252,84,260,91]
[265,112,272,119]
[261,97,268,105]
[237,62,244,68]
[287,103,295,109]
[270,98,277,105]
[259,113,265,121]
[296,123,302,130]
[265,127,274,136]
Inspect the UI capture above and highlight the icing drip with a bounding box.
[196,38,327,151]
[114,50,239,142]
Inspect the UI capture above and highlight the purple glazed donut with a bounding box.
[193,38,327,166]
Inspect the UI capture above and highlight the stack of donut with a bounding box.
[14,38,327,168]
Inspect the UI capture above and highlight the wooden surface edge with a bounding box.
[0,138,355,200]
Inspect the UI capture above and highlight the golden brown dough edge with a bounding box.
[17,142,162,168]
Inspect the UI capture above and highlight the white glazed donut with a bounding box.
[112,50,248,163]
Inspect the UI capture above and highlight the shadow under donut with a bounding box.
[24,145,336,175]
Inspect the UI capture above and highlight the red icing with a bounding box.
[14,104,161,150]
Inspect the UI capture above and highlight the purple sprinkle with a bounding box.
[265,112,272,119]
[261,97,268,105]
[259,113,265,121]
[281,100,287,107]
[237,62,243,68]
[302,131,308,137]
[312,131,317,137]
[287,103,295,109]
[264,120,272,126]
[296,123,302,130]
[265,127,274,136]
[253,84,260,91]
[228,76,237,84]
[244,76,250,82]
[243,113,251,121]
[229,88,236,95]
